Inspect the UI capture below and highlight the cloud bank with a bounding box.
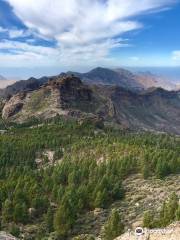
[2,0,177,68]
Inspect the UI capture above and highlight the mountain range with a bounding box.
[1,73,180,134]
[0,67,178,98]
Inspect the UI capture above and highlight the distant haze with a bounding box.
[128,67,180,84]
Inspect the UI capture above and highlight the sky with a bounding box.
[0,0,180,78]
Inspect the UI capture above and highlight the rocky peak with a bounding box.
[46,75,82,89]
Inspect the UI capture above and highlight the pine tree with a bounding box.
[54,193,77,238]
[159,193,179,227]
[94,190,108,208]
[14,202,28,224]
[143,211,153,228]
[2,199,13,223]
[167,192,178,222]
[103,209,124,240]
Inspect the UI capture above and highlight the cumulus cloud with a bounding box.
[3,0,177,67]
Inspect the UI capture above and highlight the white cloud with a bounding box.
[172,51,180,61]
[0,40,59,67]
[3,0,177,67]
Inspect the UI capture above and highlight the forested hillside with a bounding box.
[0,118,179,239]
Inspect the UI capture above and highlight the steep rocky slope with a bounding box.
[1,75,180,134]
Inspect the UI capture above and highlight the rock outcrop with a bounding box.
[1,76,98,123]
[2,92,26,119]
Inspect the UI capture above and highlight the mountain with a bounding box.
[64,67,144,92]
[0,76,179,240]
[1,75,180,134]
[0,76,48,99]
[134,71,176,90]
[64,67,176,91]
[0,67,177,99]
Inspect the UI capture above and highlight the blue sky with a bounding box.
[0,0,180,78]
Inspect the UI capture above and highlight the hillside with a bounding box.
[0,74,179,240]
[0,118,179,239]
[1,75,180,134]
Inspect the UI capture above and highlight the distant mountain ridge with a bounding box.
[0,76,48,98]
[64,67,176,91]
[0,67,177,99]
[65,67,144,91]
[134,71,176,90]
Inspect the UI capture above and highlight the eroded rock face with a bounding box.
[115,222,180,240]
[50,75,92,109]
[2,92,26,119]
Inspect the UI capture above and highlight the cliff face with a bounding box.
[116,222,180,240]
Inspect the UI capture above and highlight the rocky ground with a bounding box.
[72,174,180,238]
[116,222,180,240]
[0,231,17,239]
